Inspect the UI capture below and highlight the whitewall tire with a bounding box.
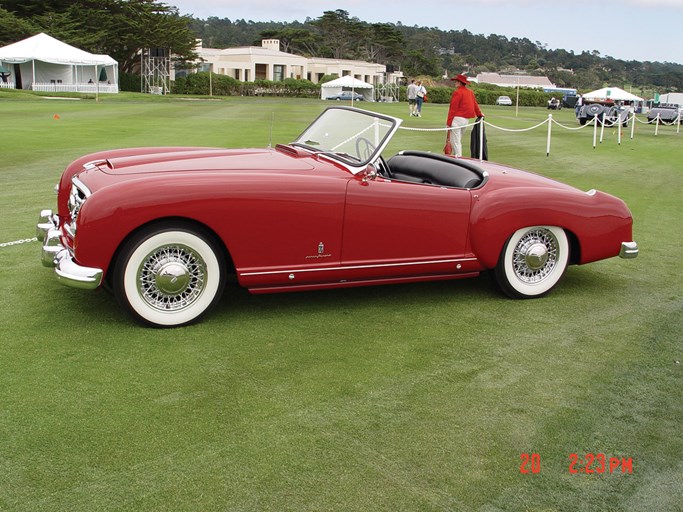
[113,224,225,327]
[494,226,569,299]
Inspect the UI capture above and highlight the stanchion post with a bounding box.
[479,118,484,161]
[655,114,659,136]
[599,116,605,143]
[631,113,636,139]
[546,114,552,156]
[618,117,622,146]
[593,117,598,149]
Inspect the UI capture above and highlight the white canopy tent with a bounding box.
[583,87,644,103]
[0,33,118,93]
[321,75,374,101]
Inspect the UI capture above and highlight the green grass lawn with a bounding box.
[1,92,681,511]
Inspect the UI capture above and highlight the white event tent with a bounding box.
[321,75,374,101]
[583,87,644,103]
[0,33,118,93]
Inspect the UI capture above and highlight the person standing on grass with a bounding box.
[446,74,483,157]
[407,79,418,117]
[415,80,427,117]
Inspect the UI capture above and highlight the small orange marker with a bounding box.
[53,114,60,120]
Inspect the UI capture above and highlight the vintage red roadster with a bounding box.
[37,107,638,327]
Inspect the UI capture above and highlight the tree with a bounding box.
[310,10,359,59]
[3,0,198,74]
[356,23,403,64]
[0,7,38,46]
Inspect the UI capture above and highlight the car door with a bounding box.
[340,176,473,279]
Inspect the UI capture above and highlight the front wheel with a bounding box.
[113,223,226,327]
[494,226,569,299]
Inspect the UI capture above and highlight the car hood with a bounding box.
[98,147,316,175]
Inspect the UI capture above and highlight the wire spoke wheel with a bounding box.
[138,244,206,312]
[114,224,225,327]
[495,226,569,298]
[511,228,559,284]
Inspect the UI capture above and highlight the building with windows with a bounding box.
[177,39,401,87]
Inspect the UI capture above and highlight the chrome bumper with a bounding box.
[619,241,639,259]
[37,209,103,290]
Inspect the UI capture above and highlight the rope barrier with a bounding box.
[397,109,679,158]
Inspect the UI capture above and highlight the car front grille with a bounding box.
[66,176,91,237]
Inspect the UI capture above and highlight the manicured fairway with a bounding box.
[1,92,681,511]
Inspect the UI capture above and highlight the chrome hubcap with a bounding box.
[525,243,549,270]
[155,262,191,295]
[138,244,206,311]
[512,229,558,284]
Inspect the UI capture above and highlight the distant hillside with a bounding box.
[190,9,683,94]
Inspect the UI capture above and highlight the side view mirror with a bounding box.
[361,165,377,183]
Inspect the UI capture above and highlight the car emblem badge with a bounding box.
[306,241,331,260]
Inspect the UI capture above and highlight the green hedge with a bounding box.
[119,72,141,93]
[127,71,562,106]
[171,73,319,97]
[400,84,562,107]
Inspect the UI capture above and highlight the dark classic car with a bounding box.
[37,107,638,327]
[647,104,682,124]
[577,101,629,126]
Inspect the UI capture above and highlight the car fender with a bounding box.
[468,187,633,269]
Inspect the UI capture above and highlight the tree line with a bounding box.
[192,9,683,93]
[2,3,681,93]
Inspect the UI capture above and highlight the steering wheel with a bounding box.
[374,156,392,178]
[355,137,376,161]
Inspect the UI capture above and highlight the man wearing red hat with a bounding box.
[446,74,483,157]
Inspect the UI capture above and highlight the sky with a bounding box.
[167,0,683,65]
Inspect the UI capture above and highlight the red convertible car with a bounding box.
[37,107,638,327]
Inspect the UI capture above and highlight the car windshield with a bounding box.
[292,107,401,171]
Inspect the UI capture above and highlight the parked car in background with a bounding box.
[577,101,629,126]
[547,97,562,110]
[37,106,638,327]
[495,95,513,106]
[647,104,682,124]
[327,91,363,101]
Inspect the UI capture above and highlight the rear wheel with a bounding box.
[494,226,569,299]
[113,223,225,327]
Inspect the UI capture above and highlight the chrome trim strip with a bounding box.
[240,257,478,277]
[83,159,108,172]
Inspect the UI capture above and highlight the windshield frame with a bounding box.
[291,107,402,174]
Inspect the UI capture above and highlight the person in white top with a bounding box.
[415,80,427,117]
[407,79,418,117]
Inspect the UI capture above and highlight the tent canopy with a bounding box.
[0,33,116,66]
[0,33,118,92]
[583,87,644,102]
[321,75,374,101]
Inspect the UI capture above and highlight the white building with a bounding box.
[179,39,401,87]
[476,72,555,90]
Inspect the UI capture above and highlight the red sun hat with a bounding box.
[451,74,470,84]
